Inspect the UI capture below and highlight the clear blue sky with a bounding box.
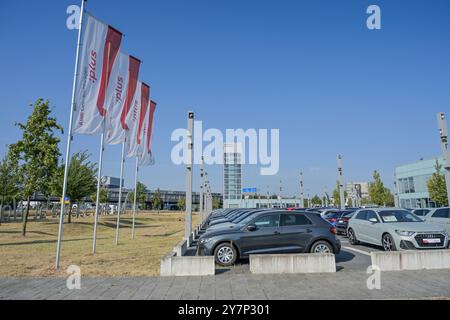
[0,0,449,197]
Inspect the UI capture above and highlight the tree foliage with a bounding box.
[177,196,186,211]
[127,182,148,209]
[51,151,97,222]
[368,171,394,207]
[10,99,63,236]
[91,188,109,205]
[311,195,322,206]
[427,160,448,206]
[332,181,348,207]
[151,188,162,210]
[0,148,20,206]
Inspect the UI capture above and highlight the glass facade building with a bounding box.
[223,144,243,207]
[395,157,445,208]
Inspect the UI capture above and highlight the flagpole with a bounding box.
[115,139,126,244]
[92,41,112,254]
[55,0,86,269]
[131,157,139,239]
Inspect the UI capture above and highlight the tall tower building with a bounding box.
[223,143,243,208]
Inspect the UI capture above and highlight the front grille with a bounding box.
[414,233,446,248]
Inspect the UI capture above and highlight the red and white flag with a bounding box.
[125,82,150,157]
[139,100,157,166]
[74,13,122,135]
[104,53,141,145]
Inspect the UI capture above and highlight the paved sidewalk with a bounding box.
[1,269,450,300]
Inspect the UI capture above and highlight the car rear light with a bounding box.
[330,227,337,235]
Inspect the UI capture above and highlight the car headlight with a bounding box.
[200,238,213,244]
[395,230,415,237]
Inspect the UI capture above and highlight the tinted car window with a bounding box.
[378,210,422,223]
[355,211,368,220]
[280,214,312,226]
[366,211,379,222]
[253,214,280,228]
[432,208,450,219]
[343,211,356,218]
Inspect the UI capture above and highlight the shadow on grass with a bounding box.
[0,237,105,247]
[142,229,183,238]
[0,230,56,237]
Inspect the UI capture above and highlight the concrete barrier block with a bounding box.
[400,250,450,270]
[371,250,450,271]
[160,255,215,277]
[173,240,188,257]
[250,254,336,274]
[371,251,402,271]
[160,252,176,277]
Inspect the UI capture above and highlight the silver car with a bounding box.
[424,207,450,233]
[347,208,449,251]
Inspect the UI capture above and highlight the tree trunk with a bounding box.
[68,204,72,224]
[22,196,30,236]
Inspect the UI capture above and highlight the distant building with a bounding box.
[223,143,243,208]
[345,182,370,199]
[101,176,124,188]
[395,157,445,208]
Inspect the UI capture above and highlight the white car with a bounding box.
[424,207,450,233]
[347,208,449,251]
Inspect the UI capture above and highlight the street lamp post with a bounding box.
[185,112,194,244]
[337,155,345,210]
[437,112,450,205]
[300,172,305,209]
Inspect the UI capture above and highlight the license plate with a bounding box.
[423,238,441,244]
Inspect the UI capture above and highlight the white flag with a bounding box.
[104,54,141,145]
[125,82,150,157]
[139,100,157,166]
[74,13,122,135]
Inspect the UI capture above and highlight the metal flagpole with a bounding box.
[185,112,194,244]
[131,157,139,239]
[92,41,112,254]
[55,0,86,269]
[115,139,126,244]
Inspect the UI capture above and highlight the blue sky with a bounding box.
[0,0,449,197]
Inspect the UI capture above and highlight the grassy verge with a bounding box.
[0,211,199,277]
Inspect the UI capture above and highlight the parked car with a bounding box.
[347,208,449,251]
[328,210,357,235]
[412,208,432,217]
[424,207,450,233]
[207,209,269,230]
[198,210,341,266]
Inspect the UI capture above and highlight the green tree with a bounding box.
[10,99,62,236]
[177,196,186,211]
[311,195,322,206]
[368,170,395,206]
[151,188,162,210]
[51,151,97,223]
[127,182,148,209]
[332,181,348,207]
[213,197,221,210]
[91,188,108,205]
[0,148,20,208]
[427,160,448,206]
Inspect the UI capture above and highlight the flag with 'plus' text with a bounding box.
[139,100,157,166]
[74,13,122,135]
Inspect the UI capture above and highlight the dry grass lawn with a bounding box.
[0,211,199,277]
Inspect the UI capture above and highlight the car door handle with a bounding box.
[274,231,280,235]
[306,229,313,233]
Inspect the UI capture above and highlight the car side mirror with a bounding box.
[369,218,378,224]
[247,224,257,232]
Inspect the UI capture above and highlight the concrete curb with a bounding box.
[160,255,215,277]
[371,250,450,271]
[250,254,336,274]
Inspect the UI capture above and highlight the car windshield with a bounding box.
[342,211,355,218]
[378,210,422,223]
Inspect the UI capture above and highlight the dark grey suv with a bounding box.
[197,210,341,266]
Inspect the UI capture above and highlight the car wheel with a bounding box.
[382,233,397,251]
[214,243,237,267]
[310,241,334,254]
[347,228,359,245]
